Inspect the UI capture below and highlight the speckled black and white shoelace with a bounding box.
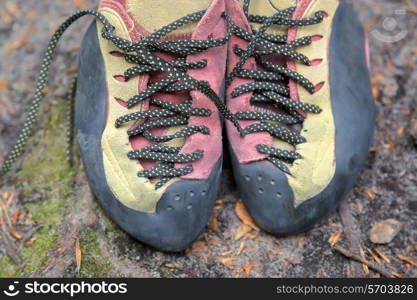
[0,10,241,189]
[226,0,325,173]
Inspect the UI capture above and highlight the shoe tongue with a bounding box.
[243,0,298,16]
[125,0,213,151]
[244,0,299,34]
[126,0,212,37]
[247,0,299,16]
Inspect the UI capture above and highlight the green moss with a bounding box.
[0,256,20,278]
[16,100,76,275]
[158,265,172,278]
[3,100,113,277]
[76,228,112,278]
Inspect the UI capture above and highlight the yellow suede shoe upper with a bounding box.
[97,8,165,213]
[286,0,339,205]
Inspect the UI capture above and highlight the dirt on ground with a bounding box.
[0,0,416,278]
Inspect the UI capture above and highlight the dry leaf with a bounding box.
[0,191,7,200]
[372,73,384,81]
[217,257,238,269]
[328,230,342,246]
[271,249,282,255]
[396,126,405,136]
[0,81,11,90]
[235,201,260,231]
[9,230,22,240]
[370,219,403,244]
[25,237,36,247]
[75,238,82,273]
[363,187,376,199]
[241,262,255,274]
[66,66,77,74]
[367,248,381,264]
[373,248,392,264]
[371,84,379,99]
[360,247,369,274]
[371,74,384,98]
[237,241,246,255]
[220,250,233,257]
[12,210,20,223]
[328,221,338,227]
[209,216,219,231]
[395,254,417,267]
[185,241,207,254]
[0,200,12,228]
[234,223,252,241]
[1,191,12,205]
[56,245,65,253]
[73,0,88,9]
[5,192,14,208]
[244,232,258,240]
[296,236,303,248]
[206,239,223,247]
[214,204,222,210]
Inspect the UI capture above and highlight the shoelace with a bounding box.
[0,9,241,189]
[225,0,324,173]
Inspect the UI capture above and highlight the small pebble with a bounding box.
[370,219,403,244]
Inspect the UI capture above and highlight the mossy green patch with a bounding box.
[3,100,114,277]
[16,100,76,275]
[0,256,20,278]
[76,228,112,278]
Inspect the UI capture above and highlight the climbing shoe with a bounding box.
[75,0,236,251]
[225,0,375,234]
[0,0,236,252]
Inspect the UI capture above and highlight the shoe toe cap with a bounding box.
[232,158,344,235]
[104,176,219,252]
[233,162,300,235]
[85,157,222,252]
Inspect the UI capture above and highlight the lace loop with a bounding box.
[228,1,325,173]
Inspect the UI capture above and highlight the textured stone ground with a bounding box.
[0,0,416,278]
